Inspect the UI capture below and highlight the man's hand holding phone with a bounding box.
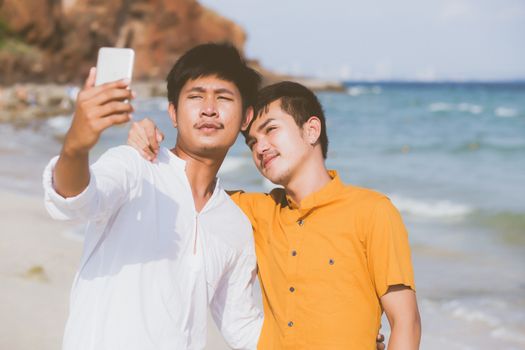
[63,67,134,157]
[53,46,135,198]
[54,67,135,198]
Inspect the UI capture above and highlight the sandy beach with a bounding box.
[0,189,80,349]
[0,189,231,350]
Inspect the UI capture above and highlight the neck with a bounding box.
[283,156,331,206]
[171,145,225,212]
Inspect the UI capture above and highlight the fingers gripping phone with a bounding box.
[95,47,135,86]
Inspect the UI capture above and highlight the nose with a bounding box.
[201,98,218,118]
[254,137,270,157]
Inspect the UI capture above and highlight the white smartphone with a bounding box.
[95,47,135,86]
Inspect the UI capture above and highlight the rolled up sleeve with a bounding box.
[43,156,98,220]
[42,145,140,222]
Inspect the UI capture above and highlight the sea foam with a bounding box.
[458,103,483,114]
[443,300,501,327]
[46,115,72,134]
[263,178,282,192]
[218,156,249,174]
[429,102,483,114]
[429,102,454,112]
[494,107,518,118]
[389,194,473,219]
[490,327,525,344]
[346,86,382,97]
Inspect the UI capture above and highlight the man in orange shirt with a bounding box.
[129,81,421,349]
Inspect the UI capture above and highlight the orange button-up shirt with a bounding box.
[230,171,415,349]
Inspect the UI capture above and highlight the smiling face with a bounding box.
[246,100,314,186]
[170,75,251,159]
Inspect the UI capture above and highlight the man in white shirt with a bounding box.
[42,43,263,350]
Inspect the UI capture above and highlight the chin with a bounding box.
[262,166,291,187]
[199,136,236,150]
[190,142,228,157]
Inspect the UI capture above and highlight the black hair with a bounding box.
[245,81,329,158]
[166,43,261,112]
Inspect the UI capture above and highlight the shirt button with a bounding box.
[288,321,294,327]
[289,286,295,292]
[291,250,297,256]
[329,258,335,265]
[297,219,304,226]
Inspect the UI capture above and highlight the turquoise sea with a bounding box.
[1,82,524,349]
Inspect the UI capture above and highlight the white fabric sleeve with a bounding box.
[210,252,263,350]
[42,145,141,222]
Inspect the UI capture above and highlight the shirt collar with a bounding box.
[285,170,344,211]
[161,147,187,170]
[159,147,222,209]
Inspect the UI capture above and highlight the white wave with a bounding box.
[47,115,72,133]
[262,177,282,192]
[371,86,382,94]
[491,327,525,344]
[429,102,483,114]
[347,87,366,96]
[494,107,518,118]
[429,102,454,112]
[388,194,473,219]
[442,300,501,327]
[346,85,382,97]
[458,102,483,114]
[218,156,249,174]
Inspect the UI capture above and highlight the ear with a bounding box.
[241,106,254,131]
[303,116,322,145]
[168,103,178,128]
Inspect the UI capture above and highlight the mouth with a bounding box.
[195,122,223,132]
[261,153,279,169]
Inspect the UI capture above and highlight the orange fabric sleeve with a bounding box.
[366,197,416,298]
[228,190,258,226]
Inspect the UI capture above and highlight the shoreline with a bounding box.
[0,76,344,125]
[0,81,168,125]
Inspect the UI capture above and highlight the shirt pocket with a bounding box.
[301,237,360,316]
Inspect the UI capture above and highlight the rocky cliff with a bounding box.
[0,0,246,85]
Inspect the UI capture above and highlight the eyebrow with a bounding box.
[245,117,277,148]
[257,118,276,132]
[186,87,235,95]
[215,88,235,95]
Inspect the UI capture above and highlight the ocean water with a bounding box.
[1,82,524,349]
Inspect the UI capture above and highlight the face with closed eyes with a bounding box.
[170,75,251,159]
[246,100,314,186]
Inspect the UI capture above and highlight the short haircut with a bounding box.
[166,43,261,112]
[245,81,329,158]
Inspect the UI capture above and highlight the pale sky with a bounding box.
[199,0,525,81]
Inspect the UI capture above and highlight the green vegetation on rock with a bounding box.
[0,18,9,47]
[0,37,36,55]
[0,18,34,54]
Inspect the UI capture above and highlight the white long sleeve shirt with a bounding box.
[42,146,263,350]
